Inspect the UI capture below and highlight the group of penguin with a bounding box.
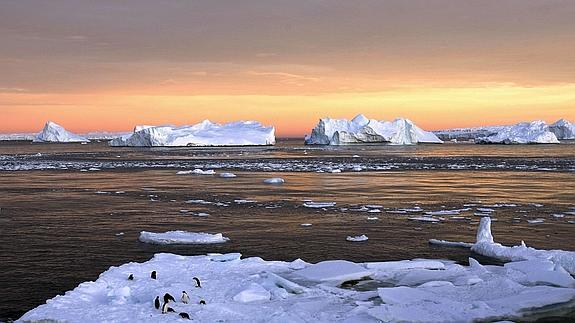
[127,270,205,320]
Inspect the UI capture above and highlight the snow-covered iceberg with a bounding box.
[33,121,89,143]
[549,119,575,140]
[476,120,559,144]
[19,252,575,322]
[110,120,275,147]
[304,114,443,145]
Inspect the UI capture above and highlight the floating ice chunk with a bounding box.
[264,177,285,184]
[527,218,545,224]
[303,201,336,208]
[428,239,473,248]
[219,172,237,178]
[352,166,363,171]
[504,260,575,288]
[296,260,373,285]
[366,217,379,221]
[476,208,494,213]
[261,272,308,294]
[346,235,369,242]
[110,120,275,147]
[476,120,560,144]
[300,223,313,227]
[425,210,462,216]
[138,231,229,244]
[366,260,445,271]
[208,253,242,262]
[408,216,441,223]
[472,217,575,274]
[234,199,257,204]
[176,169,215,175]
[34,121,89,143]
[233,283,271,303]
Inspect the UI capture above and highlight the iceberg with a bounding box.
[304,114,443,145]
[110,120,275,147]
[549,119,575,139]
[33,121,89,143]
[138,231,229,245]
[476,120,559,144]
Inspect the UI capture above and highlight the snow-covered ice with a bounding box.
[346,235,369,242]
[110,120,275,147]
[19,252,575,323]
[304,114,443,145]
[34,121,89,143]
[138,231,229,245]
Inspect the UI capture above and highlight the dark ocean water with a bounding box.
[0,139,574,321]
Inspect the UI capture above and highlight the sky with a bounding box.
[1,0,574,136]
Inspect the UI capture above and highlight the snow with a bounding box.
[304,114,443,145]
[33,121,89,143]
[303,201,336,208]
[471,217,575,275]
[176,169,216,175]
[263,177,285,184]
[19,252,575,323]
[109,120,275,147]
[138,231,229,245]
[346,235,369,242]
[549,119,575,139]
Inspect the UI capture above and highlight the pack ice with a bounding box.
[304,114,443,145]
[33,121,89,143]
[109,120,275,147]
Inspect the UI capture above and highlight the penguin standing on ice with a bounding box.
[151,271,157,279]
[193,277,201,288]
[164,293,176,304]
[161,302,175,314]
[179,312,191,320]
[181,291,190,304]
[154,296,160,309]
[128,274,134,280]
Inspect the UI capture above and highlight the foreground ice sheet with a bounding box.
[19,252,575,323]
[109,120,275,147]
[138,231,229,245]
[304,114,443,145]
[34,121,89,143]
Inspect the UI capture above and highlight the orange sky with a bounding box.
[1,1,574,136]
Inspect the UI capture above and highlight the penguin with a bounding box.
[199,299,206,305]
[181,291,190,304]
[154,296,160,309]
[164,292,176,304]
[128,274,134,280]
[161,302,175,314]
[193,277,201,288]
[151,271,157,279]
[179,312,191,320]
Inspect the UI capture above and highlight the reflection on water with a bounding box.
[0,141,574,320]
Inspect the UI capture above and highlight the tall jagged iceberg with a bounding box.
[549,119,575,140]
[34,121,89,143]
[476,120,559,144]
[304,115,443,145]
[110,120,275,147]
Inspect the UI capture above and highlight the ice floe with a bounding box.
[109,120,275,147]
[176,169,216,175]
[304,114,443,145]
[346,235,369,242]
[34,121,89,143]
[303,201,337,208]
[19,252,575,323]
[219,172,237,178]
[138,231,229,245]
[263,177,285,184]
[428,239,474,248]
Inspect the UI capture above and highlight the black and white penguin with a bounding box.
[151,271,157,279]
[192,277,201,288]
[181,291,190,304]
[128,274,134,280]
[154,296,160,309]
[199,299,206,305]
[161,302,175,314]
[164,292,176,304]
[179,312,191,320]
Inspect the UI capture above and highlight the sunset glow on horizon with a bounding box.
[1,1,574,136]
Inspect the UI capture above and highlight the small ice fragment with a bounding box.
[177,169,215,175]
[264,177,285,184]
[300,223,313,227]
[139,231,228,244]
[528,219,545,224]
[408,217,441,223]
[220,172,237,178]
[367,217,379,221]
[347,235,369,242]
[303,201,336,208]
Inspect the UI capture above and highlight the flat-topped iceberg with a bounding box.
[476,120,559,144]
[110,120,275,147]
[19,252,575,322]
[33,121,89,143]
[304,114,443,145]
